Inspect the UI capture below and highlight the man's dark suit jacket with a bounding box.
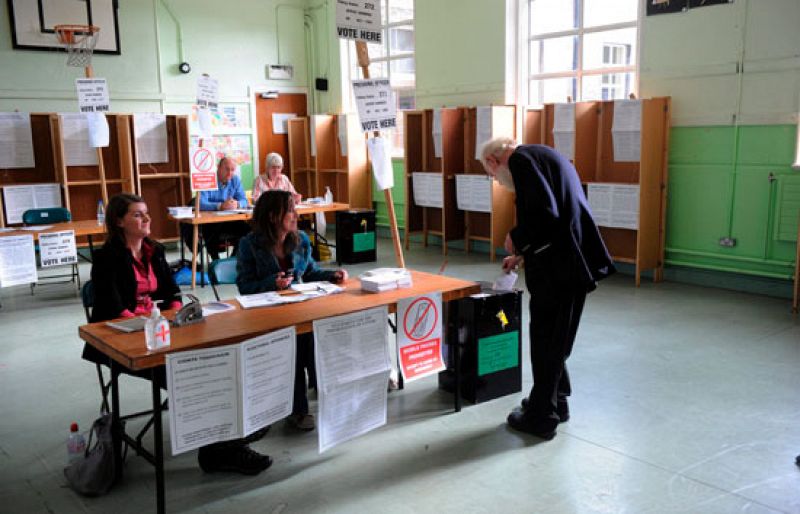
[508,144,616,292]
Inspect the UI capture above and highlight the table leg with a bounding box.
[191,225,199,290]
[151,372,165,514]
[110,361,123,482]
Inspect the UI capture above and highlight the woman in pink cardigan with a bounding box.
[252,152,301,204]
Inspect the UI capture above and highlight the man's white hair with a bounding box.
[479,137,519,169]
[265,152,284,168]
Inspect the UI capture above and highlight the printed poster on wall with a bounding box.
[397,292,445,382]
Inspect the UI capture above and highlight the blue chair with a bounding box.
[22,207,80,294]
[209,257,238,301]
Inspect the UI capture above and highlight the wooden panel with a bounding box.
[523,108,543,145]
[287,118,313,198]
[600,227,638,262]
[637,98,669,272]
[255,93,307,174]
[404,111,425,239]
[343,113,370,209]
[441,108,465,245]
[0,113,58,186]
[574,101,599,183]
[314,114,337,179]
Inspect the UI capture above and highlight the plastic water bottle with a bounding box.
[324,186,333,205]
[145,307,171,351]
[67,422,86,465]
[96,200,105,226]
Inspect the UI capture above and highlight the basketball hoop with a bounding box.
[54,24,100,68]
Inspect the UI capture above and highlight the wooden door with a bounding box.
[255,93,308,176]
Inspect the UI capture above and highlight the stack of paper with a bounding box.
[290,281,344,297]
[359,268,412,292]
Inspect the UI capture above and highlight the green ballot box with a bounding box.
[335,209,377,264]
[439,285,522,404]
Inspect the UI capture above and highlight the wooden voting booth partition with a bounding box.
[130,115,191,241]
[461,105,517,262]
[287,114,371,220]
[403,108,465,255]
[524,97,671,286]
[0,113,60,227]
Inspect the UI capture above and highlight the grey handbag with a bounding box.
[63,413,117,496]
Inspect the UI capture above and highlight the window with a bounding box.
[342,0,415,156]
[526,0,639,106]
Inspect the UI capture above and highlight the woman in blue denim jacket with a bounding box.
[237,190,348,430]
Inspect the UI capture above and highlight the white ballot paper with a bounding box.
[2,183,61,224]
[0,235,37,287]
[553,103,575,160]
[314,306,391,453]
[0,113,35,168]
[612,99,642,162]
[166,327,296,455]
[60,113,98,166]
[86,111,109,148]
[455,174,492,213]
[475,106,492,160]
[412,172,443,208]
[38,230,77,267]
[133,113,169,163]
[432,108,443,158]
[493,270,518,291]
[366,136,394,190]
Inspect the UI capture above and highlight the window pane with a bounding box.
[366,31,387,59]
[582,72,635,101]
[530,0,576,36]
[388,0,413,23]
[582,28,636,70]
[529,76,576,106]
[390,57,415,88]
[529,36,577,74]
[367,61,387,78]
[584,0,638,28]
[390,25,414,54]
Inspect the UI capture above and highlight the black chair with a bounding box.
[23,207,80,295]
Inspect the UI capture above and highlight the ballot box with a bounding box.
[335,209,377,264]
[439,285,522,404]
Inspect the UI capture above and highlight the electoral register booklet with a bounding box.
[165,326,296,455]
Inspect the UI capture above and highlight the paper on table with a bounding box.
[87,111,109,148]
[60,113,98,166]
[0,235,37,287]
[366,136,394,190]
[493,270,518,291]
[0,113,35,168]
[19,225,53,231]
[290,282,344,296]
[201,301,236,316]
[475,106,492,160]
[432,108,443,158]
[133,113,169,163]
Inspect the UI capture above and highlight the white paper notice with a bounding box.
[75,78,110,113]
[432,108,443,158]
[86,112,109,148]
[335,0,382,42]
[241,327,296,437]
[197,107,213,140]
[2,184,61,224]
[587,183,639,229]
[475,106,493,160]
[38,230,77,268]
[412,172,444,208]
[133,113,169,164]
[0,235,37,287]
[271,113,296,135]
[366,136,394,190]
[60,113,98,166]
[397,293,446,382]
[196,75,219,109]
[493,270,518,291]
[0,113,35,168]
[553,103,575,160]
[337,114,348,156]
[167,345,242,455]
[455,174,492,213]
[612,99,642,162]
[314,306,391,452]
[352,79,397,133]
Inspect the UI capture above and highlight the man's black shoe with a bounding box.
[519,397,570,423]
[198,445,273,475]
[506,410,557,440]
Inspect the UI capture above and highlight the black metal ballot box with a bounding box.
[439,285,522,404]
[336,209,377,264]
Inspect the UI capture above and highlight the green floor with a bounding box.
[0,237,798,513]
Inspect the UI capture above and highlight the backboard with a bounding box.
[7,0,120,54]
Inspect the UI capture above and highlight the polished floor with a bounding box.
[0,238,798,514]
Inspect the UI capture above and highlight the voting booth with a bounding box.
[335,209,376,264]
[439,285,522,404]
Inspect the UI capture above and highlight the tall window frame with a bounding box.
[341,0,415,157]
[525,0,640,107]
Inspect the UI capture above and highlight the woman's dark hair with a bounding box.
[251,190,298,254]
[106,193,145,243]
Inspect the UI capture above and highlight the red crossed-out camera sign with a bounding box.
[190,145,217,192]
[397,292,445,382]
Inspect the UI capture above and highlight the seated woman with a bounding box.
[252,152,302,204]
[86,193,272,476]
[237,190,348,430]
